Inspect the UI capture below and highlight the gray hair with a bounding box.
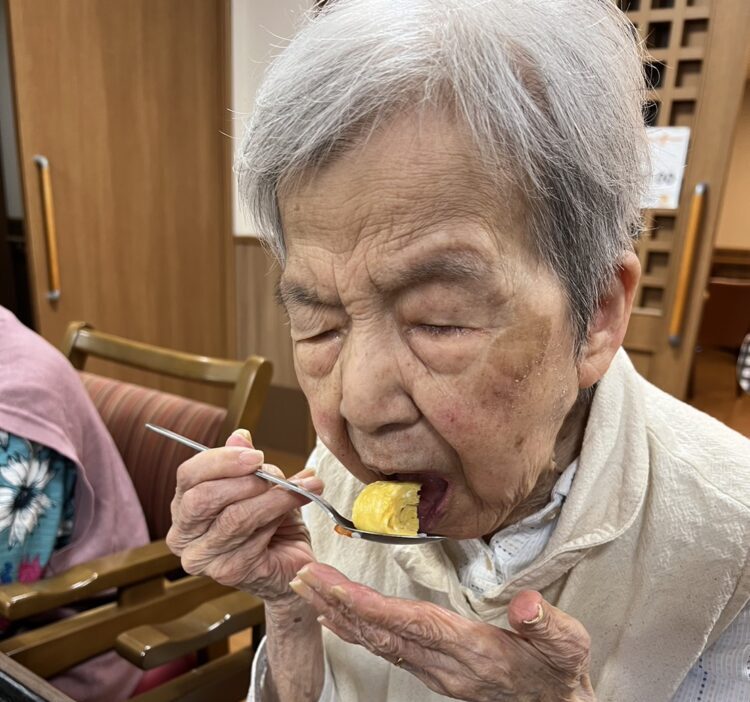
[237,0,648,346]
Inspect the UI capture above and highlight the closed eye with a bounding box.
[417,324,470,337]
[300,329,340,343]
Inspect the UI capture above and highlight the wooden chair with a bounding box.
[61,322,272,539]
[0,322,273,701]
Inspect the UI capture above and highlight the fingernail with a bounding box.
[290,476,324,491]
[238,448,264,466]
[317,615,330,626]
[296,566,320,588]
[289,578,313,599]
[330,585,352,605]
[231,429,253,443]
[522,603,544,625]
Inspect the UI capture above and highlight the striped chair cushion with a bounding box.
[80,372,227,540]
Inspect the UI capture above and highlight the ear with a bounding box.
[578,251,641,389]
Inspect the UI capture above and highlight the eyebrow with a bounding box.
[276,251,491,311]
[275,280,342,312]
[382,252,490,296]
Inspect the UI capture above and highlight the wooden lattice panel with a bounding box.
[617,0,711,312]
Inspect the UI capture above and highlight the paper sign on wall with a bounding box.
[642,126,691,210]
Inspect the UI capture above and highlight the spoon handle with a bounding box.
[145,423,324,505]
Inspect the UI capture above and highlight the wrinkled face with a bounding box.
[278,112,582,539]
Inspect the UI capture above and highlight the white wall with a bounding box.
[231,0,308,236]
[0,1,23,219]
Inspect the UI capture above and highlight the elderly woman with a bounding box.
[168,1,750,700]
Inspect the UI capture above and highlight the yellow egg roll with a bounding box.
[351,481,421,536]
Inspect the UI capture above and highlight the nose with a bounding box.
[338,326,420,435]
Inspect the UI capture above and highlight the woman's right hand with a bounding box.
[166,429,324,603]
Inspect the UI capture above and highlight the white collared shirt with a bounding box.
[444,461,579,597]
[248,457,750,701]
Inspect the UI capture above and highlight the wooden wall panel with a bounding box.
[714,83,750,251]
[9,0,230,405]
[235,238,313,455]
[235,238,297,389]
[627,350,653,378]
[621,0,750,398]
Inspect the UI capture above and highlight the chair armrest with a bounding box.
[129,646,254,702]
[0,540,179,620]
[0,576,231,678]
[116,591,265,670]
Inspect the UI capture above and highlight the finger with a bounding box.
[295,580,420,666]
[174,446,265,497]
[290,576,341,616]
[171,463,280,545]
[170,463,322,563]
[197,470,322,548]
[182,515,284,585]
[177,465,321,527]
[296,563,466,654]
[312,595,463,699]
[291,467,316,481]
[292,569,483,699]
[287,467,324,493]
[176,473,275,528]
[290,566,382,635]
[225,428,254,448]
[316,615,359,645]
[508,590,591,676]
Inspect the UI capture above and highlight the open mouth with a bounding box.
[392,473,450,533]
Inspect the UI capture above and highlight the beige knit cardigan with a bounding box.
[307,350,750,702]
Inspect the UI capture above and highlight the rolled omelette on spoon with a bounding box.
[351,481,421,536]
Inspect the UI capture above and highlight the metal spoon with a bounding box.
[146,423,445,546]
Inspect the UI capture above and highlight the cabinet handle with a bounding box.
[668,182,706,348]
[33,155,61,301]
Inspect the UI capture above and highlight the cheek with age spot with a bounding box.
[497,318,552,380]
[476,317,561,412]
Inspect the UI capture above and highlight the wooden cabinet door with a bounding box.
[620,0,750,398]
[6,0,231,396]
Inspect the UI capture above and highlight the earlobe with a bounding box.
[578,251,641,389]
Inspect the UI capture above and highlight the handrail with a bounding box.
[33,155,61,301]
[668,182,707,347]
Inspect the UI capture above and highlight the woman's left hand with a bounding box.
[290,562,595,702]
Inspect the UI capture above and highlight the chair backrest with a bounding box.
[62,322,272,442]
[61,322,273,539]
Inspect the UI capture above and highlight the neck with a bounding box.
[494,390,592,531]
[554,389,592,470]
